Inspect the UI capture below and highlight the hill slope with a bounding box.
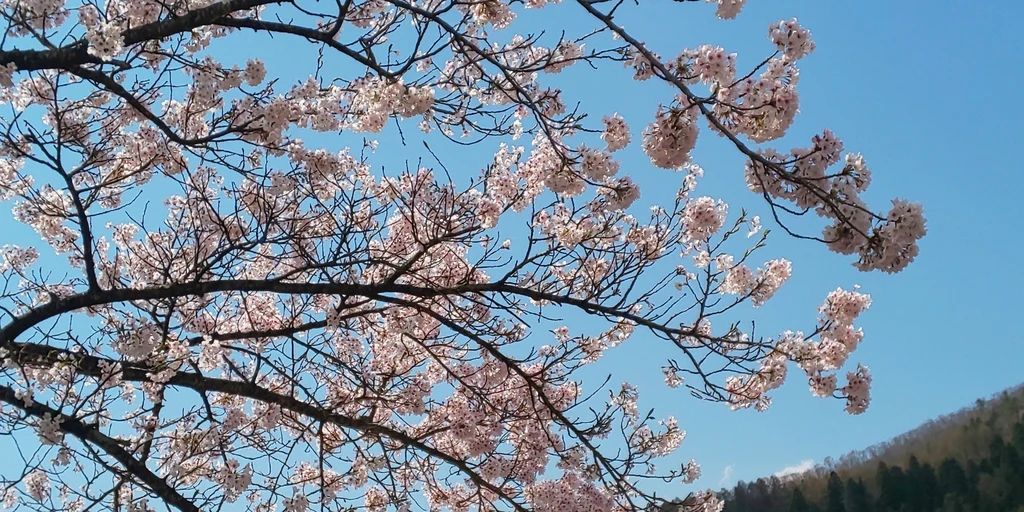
[716,384,1024,512]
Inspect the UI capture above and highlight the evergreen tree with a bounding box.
[769,475,787,511]
[938,457,968,496]
[825,471,845,512]
[989,435,1008,467]
[730,482,751,511]
[876,463,908,512]
[905,455,939,511]
[789,488,811,512]
[1001,435,1022,474]
[1012,421,1024,449]
[844,478,871,512]
[919,462,940,510]
[965,460,982,506]
[751,478,775,511]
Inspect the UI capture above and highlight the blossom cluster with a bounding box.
[710,0,747,20]
[643,105,700,169]
[718,255,793,307]
[602,113,631,151]
[746,131,926,272]
[683,196,728,241]
[348,77,435,132]
[720,287,874,412]
[674,45,737,86]
[770,19,816,61]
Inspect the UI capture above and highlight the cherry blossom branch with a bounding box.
[0,385,203,512]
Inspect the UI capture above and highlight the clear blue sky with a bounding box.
[3,0,1022,501]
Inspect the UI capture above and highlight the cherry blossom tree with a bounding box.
[0,0,926,510]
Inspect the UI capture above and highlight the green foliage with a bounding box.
[844,478,870,512]
[825,471,845,512]
[719,384,1024,512]
[790,488,809,512]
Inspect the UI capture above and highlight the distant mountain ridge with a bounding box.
[712,383,1024,512]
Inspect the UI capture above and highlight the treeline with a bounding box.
[717,385,1024,512]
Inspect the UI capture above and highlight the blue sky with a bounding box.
[2,0,1022,502]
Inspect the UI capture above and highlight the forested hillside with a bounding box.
[717,384,1024,512]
